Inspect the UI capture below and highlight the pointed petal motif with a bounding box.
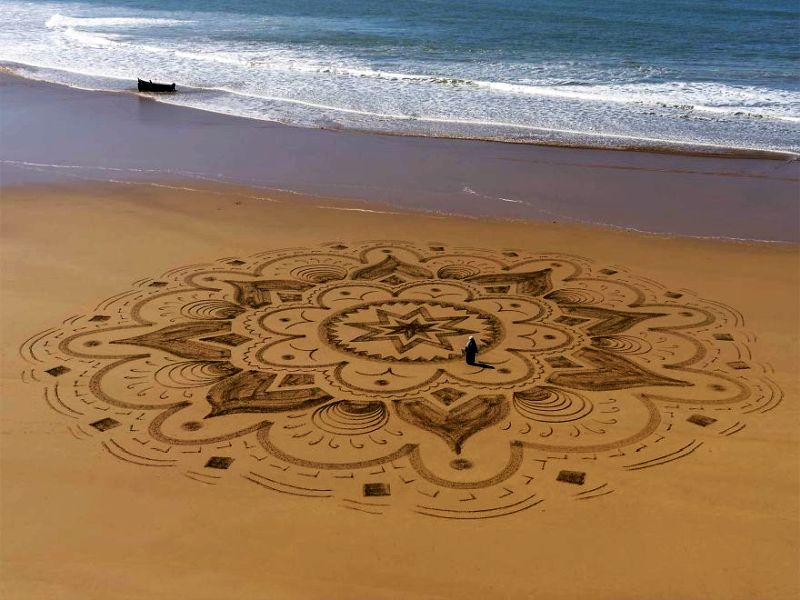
[206,370,333,417]
[466,269,553,296]
[556,305,666,336]
[113,321,233,360]
[351,255,433,281]
[395,395,508,454]
[199,333,252,347]
[548,347,690,391]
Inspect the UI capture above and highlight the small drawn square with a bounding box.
[556,470,586,485]
[363,482,391,497]
[687,414,717,427]
[45,366,70,377]
[714,333,734,341]
[599,268,618,275]
[90,417,121,431]
[727,361,750,370]
[149,281,168,288]
[227,259,246,266]
[665,291,683,299]
[205,456,234,469]
[89,315,110,322]
[429,246,445,252]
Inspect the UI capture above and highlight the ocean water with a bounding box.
[1,0,799,153]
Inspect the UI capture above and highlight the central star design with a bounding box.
[348,307,478,354]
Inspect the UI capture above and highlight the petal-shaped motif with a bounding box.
[113,321,234,360]
[395,395,509,454]
[206,370,333,417]
[558,305,667,336]
[548,347,690,391]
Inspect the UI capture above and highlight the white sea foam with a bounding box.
[46,14,189,28]
[173,50,251,67]
[201,54,800,122]
[31,26,800,123]
[467,79,800,121]
[61,27,118,48]
[196,83,796,151]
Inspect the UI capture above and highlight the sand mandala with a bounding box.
[21,241,782,519]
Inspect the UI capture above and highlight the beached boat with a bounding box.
[137,78,176,93]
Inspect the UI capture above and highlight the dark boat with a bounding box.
[137,78,176,93]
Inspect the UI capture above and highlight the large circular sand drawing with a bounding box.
[22,241,782,519]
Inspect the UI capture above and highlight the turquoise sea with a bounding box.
[1,0,798,152]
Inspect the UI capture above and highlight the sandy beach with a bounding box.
[1,73,799,600]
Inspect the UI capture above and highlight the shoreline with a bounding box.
[3,64,798,161]
[2,71,799,243]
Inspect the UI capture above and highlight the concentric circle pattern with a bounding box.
[312,400,389,435]
[512,387,593,423]
[21,241,781,519]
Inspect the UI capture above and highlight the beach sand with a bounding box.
[1,178,798,599]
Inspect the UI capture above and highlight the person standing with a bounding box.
[464,336,478,365]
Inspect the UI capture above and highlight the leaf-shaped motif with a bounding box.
[395,395,508,454]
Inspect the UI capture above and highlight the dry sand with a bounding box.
[1,181,798,599]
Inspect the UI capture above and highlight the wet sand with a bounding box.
[1,71,798,242]
[1,179,798,599]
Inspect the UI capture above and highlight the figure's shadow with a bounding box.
[467,362,495,369]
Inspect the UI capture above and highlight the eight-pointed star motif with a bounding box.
[348,306,478,354]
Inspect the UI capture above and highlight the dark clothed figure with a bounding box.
[464,336,478,365]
